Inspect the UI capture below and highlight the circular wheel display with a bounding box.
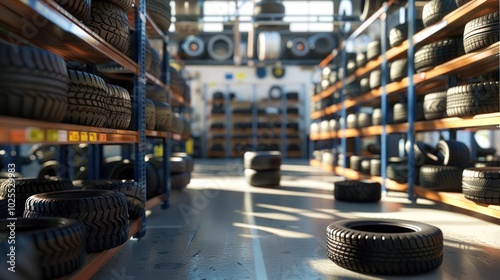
[181,35,206,59]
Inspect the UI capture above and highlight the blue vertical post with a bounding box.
[134,0,147,238]
[252,84,258,150]
[162,31,171,209]
[380,3,389,192]
[281,85,287,157]
[407,0,416,202]
[225,84,231,159]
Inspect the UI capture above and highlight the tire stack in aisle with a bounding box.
[244,151,281,187]
[170,153,194,191]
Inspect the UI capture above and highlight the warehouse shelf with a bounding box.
[146,194,168,210]
[310,160,500,220]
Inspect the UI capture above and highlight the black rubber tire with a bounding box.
[171,172,190,191]
[414,37,464,73]
[65,70,109,127]
[146,84,167,102]
[360,159,371,175]
[350,155,363,171]
[28,145,57,165]
[327,218,443,275]
[328,71,338,86]
[286,37,310,58]
[334,180,381,202]
[103,160,159,199]
[269,85,283,100]
[423,91,447,120]
[357,112,372,128]
[24,190,129,253]
[369,70,382,89]
[55,0,92,22]
[372,108,394,125]
[390,59,408,82]
[149,48,162,79]
[207,34,234,61]
[0,227,42,279]
[387,163,413,183]
[356,52,367,68]
[0,43,69,122]
[344,82,361,99]
[422,0,457,27]
[346,113,357,129]
[286,92,299,100]
[370,159,381,176]
[244,151,281,171]
[389,20,424,47]
[419,165,463,191]
[406,141,442,167]
[73,179,144,219]
[346,59,357,76]
[170,157,188,174]
[462,167,500,204]
[153,101,172,131]
[146,0,171,33]
[106,84,131,129]
[436,140,470,169]
[0,178,72,217]
[329,119,339,131]
[455,0,471,7]
[309,33,337,57]
[87,1,130,53]
[254,0,285,21]
[126,30,153,71]
[245,169,281,187]
[171,152,194,173]
[0,217,86,279]
[145,98,156,130]
[393,102,425,123]
[446,82,499,117]
[360,77,370,94]
[463,12,499,53]
[366,40,381,61]
[106,0,133,11]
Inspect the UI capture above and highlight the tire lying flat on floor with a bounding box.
[462,167,500,205]
[244,151,282,171]
[0,217,86,279]
[245,169,281,187]
[327,218,443,275]
[25,190,129,253]
[334,180,381,202]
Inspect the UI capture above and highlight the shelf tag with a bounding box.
[69,131,79,142]
[46,130,58,142]
[58,130,67,142]
[99,134,107,141]
[26,128,44,142]
[89,132,98,142]
[80,132,89,141]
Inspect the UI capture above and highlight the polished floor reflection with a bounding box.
[93,159,500,280]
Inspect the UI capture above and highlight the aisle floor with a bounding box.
[93,159,500,280]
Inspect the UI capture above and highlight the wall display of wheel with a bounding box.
[25,190,129,253]
[327,218,443,275]
[309,33,337,58]
[257,31,282,61]
[181,35,206,59]
[286,37,310,58]
[207,34,234,61]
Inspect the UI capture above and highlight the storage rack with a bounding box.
[204,84,305,158]
[0,0,186,277]
[310,0,500,220]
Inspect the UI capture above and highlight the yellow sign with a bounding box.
[236,72,246,80]
[46,130,58,142]
[99,134,107,141]
[69,131,79,142]
[89,132,98,142]
[27,128,44,142]
[81,132,89,141]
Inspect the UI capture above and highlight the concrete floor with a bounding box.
[93,159,500,280]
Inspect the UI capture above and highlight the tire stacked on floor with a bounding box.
[170,156,191,191]
[334,180,381,202]
[244,151,281,187]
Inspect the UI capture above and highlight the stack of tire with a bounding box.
[334,180,381,203]
[244,151,281,187]
[170,153,194,191]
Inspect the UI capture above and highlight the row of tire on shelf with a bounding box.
[0,152,193,279]
[0,0,190,135]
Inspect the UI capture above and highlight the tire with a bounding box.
[455,0,471,6]
[326,218,443,275]
[0,43,69,122]
[360,77,370,94]
[28,145,57,165]
[367,144,381,155]
[55,0,92,22]
[171,152,194,172]
[372,108,393,125]
[171,172,190,191]
[146,0,171,33]
[245,169,281,187]
[146,84,167,102]
[370,159,381,176]
[346,59,357,75]
[436,140,470,169]
[207,34,234,61]
[103,160,159,199]
[329,119,339,131]
[145,98,156,130]
[423,91,447,120]
[0,217,86,279]
[170,157,188,174]
[322,152,336,166]
[406,141,442,167]
[308,33,337,57]
[350,155,363,171]
[286,37,310,58]
[253,0,285,21]
[150,48,162,79]
[106,84,131,129]
[389,20,424,47]
[181,35,206,59]
[393,102,425,123]
[414,37,464,73]
[153,101,172,131]
[462,167,500,204]
[360,159,371,174]
[87,1,130,53]
[25,190,129,253]
[0,178,72,217]
[269,85,283,99]
[369,70,381,89]
[422,0,457,27]
[106,0,133,11]
[446,82,499,117]
[334,180,381,202]
[244,151,281,171]
[387,163,413,183]
[126,31,153,71]
[346,114,357,129]
[366,40,381,61]
[390,59,408,82]
[419,165,463,191]
[463,12,499,53]
[73,179,145,219]
[344,82,361,99]
[356,52,367,68]
[357,112,372,128]
[64,70,109,127]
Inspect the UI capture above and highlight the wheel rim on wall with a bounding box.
[257,31,281,61]
[286,37,310,58]
[181,35,206,59]
[207,34,234,61]
[308,33,336,56]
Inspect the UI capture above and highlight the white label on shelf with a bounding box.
[58,130,67,142]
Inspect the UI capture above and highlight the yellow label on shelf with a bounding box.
[153,145,163,157]
[80,132,88,141]
[26,128,44,142]
[69,131,79,142]
[99,134,107,141]
[89,132,98,142]
[46,130,58,142]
